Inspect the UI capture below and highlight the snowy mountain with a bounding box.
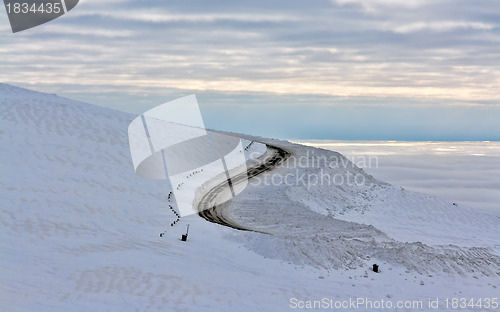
[1,83,498,312]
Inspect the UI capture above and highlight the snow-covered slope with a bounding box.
[1,84,498,312]
[221,139,499,273]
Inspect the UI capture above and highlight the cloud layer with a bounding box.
[298,140,500,215]
[1,0,499,139]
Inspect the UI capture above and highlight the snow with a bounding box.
[128,95,267,217]
[1,83,499,311]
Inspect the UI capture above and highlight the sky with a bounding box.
[1,0,499,140]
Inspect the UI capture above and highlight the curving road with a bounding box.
[197,144,290,232]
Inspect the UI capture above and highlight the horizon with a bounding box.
[3,82,500,142]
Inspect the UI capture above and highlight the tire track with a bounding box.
[197,144,290,232]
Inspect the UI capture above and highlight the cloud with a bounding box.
[1,1,499,99]
[332,0,434,12]
[0,0,499,139]
[391,21,495,33]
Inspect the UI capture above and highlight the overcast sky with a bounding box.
[1,0,499,140]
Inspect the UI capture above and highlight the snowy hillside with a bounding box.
[1,83,499,312]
